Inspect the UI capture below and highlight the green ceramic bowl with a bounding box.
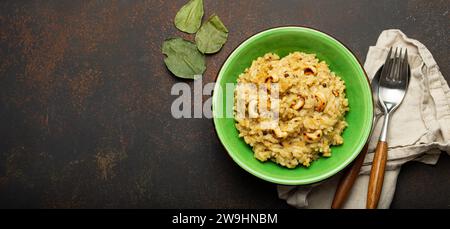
[212,27,373,185]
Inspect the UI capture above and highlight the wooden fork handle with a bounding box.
[331,143,369,209]
[366,141,388,209]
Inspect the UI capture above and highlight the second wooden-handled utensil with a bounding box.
[331,65,383,209]
[366,47,410,209]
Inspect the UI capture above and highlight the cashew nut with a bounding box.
[265,75,279,83]
[274,127,288,138]
[332,90,339,97]
[303,130,322,143]
[304,66,317,76]
[248,99,259,118]
[314,92,326,112]
[291,96,305,110]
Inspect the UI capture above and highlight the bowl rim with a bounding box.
[212,26,373,185]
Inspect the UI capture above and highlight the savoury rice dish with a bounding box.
[233,52,349,168]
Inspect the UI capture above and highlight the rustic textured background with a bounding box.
[0,0,449,208]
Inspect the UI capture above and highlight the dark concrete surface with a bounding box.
[0,0,448,208]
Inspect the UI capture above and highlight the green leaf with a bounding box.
[162,37,206,79]
[174,0,204,34]
[195,14,228,54]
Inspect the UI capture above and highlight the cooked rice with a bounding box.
[233,52,349,168]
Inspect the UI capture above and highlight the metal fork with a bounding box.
[366,47,410,209]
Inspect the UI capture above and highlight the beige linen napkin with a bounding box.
[278,29,450,209]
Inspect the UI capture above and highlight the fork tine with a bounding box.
[404,49,409,75]
[395,48,403,82]
[380,47,392,80]
[397,48,403,82]
[402,48,409,83]
[389,48,399,81]
[385,47,392,64]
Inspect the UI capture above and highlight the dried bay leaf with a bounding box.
[174,0,204,34]
[162,37,206,79]
[195,14,229,54]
